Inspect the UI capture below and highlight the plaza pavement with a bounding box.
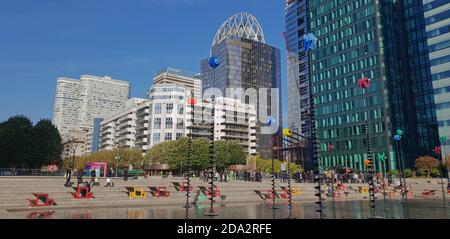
[0,176,447,218]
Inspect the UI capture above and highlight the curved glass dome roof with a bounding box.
[212,12,265,47]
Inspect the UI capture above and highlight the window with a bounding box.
[177,118,184,129]
[154,118,161,129]
[178,104,184,114]
[153,133,160,144]
[155,103,162,114]
[166,103,173,114]
[165,132,173,141]
[166,117,173,129]
[176,133,183,140]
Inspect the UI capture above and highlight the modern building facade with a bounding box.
[153,68,202,99]
[304,0,439,172]
[201,12,282,159]
[186,97,258,155]
[52,75,130,137]
[423,0,450,155]
[99,84,257,155]
[285,0,311,135]
[100,98,149,152]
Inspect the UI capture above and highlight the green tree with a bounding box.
[0,116,34,168]
[403,169,413,178]
[388,169,399,177]
[255,156,303,174]
[71,148,144,171]
[145,138,246,174]
[32,119,62,167]
[215,141,246,172]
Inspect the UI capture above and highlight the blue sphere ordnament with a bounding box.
[209,57,220,69]
[268,117,276,126]
[393,135,401,141]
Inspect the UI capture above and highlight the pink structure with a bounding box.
[85,162,107,177]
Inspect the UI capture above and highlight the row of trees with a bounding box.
[66,148,144,171]
[387,155,448,178]
[0,116,62,168]
[145,138,247,174]
[251,155,303,174]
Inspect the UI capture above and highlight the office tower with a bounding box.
[52,75,130,137]
[285,0,311,135]
[303,0,439,172]
[153,68,202,99]
[201,12,282,159]
[423,0,450,155]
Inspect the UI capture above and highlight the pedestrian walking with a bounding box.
[123,169,129,181]
[64,168,72,187]
[89,169,97,187]
[105,167,114,187]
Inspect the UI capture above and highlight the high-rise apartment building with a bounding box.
[52,75,130,137]
[423,0,450,154]
[99,84,257,155]
[153,68,202,99]
[100,98,150,152]
[300,0,439,172]
[186,97,258,155]
[201,12,282,159]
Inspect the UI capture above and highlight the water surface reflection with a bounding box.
[17,200,450,219]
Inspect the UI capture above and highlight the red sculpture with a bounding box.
[327,143,334,152]
[433,146,441,155]
[358,77,371,89]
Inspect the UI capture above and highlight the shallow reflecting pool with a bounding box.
[13,200,450,219]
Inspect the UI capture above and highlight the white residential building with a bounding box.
[100,98,148,151]
[152,68,202,99]
[186,97,258,155]
[147,84,188,147]
[52,75,130,137]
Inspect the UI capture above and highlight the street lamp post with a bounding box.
[114,151,121,178]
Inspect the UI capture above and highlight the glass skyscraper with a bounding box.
[286,0,439,171]
[423,0,450,155]
[286,0,311,136]
[201,13,282,159]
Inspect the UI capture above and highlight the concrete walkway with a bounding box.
[0,176,447,215]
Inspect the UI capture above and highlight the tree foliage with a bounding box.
[254,155,303,174]
[0,116,61,168]
[33,119,62,167]
[67,148,144,171]
[415,155,440,178]
[145,138,247,173]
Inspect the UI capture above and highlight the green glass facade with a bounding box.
[308,0,439,172]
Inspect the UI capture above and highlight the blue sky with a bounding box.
[0,0,288,125]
